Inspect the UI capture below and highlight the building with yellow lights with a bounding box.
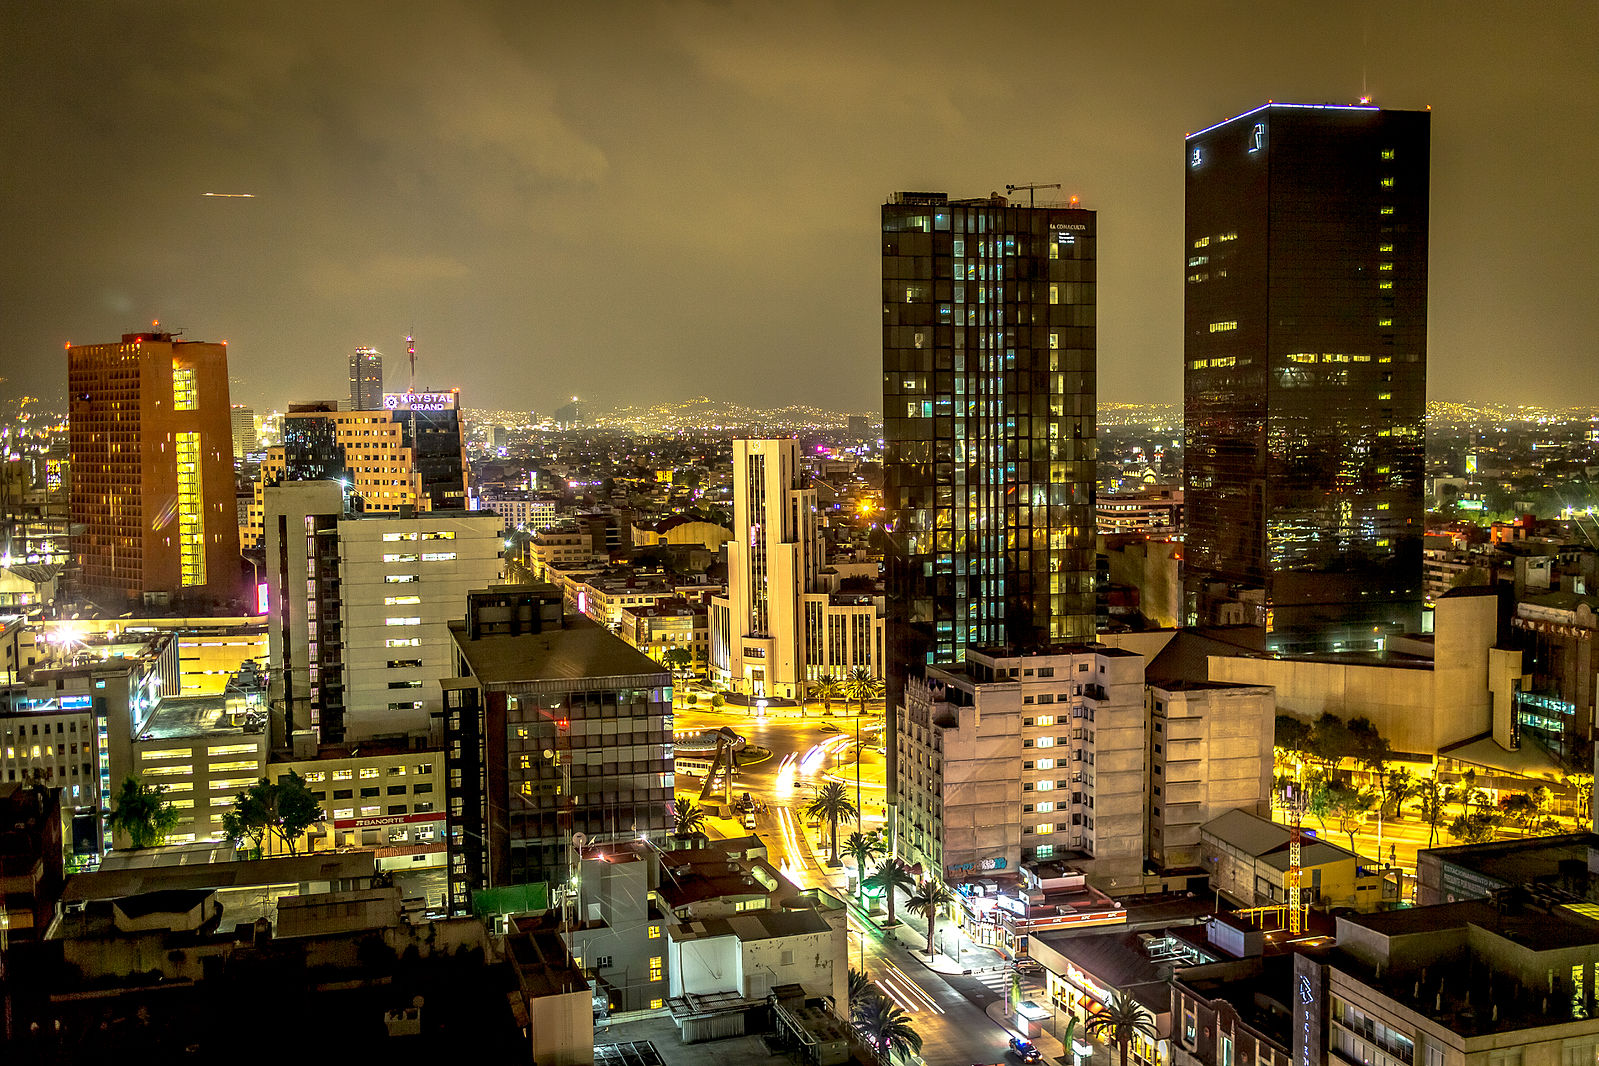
[67,332,241,606]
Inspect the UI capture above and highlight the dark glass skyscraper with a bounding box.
[1183,103,1429,652]
[349,346,383,411]
[882,190,1097,768]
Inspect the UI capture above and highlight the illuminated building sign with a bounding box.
[332,810,443,830]
[384,391,458,412]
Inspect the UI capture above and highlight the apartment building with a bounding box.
[1146,681,1275,869]
[896,645,1148,881]
[264,481,504,745]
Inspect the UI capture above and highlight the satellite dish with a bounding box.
[572,832,587,847]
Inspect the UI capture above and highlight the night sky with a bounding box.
[3,3,1595,415]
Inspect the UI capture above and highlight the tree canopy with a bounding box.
[107,775,180,850]
[221,771,325,857]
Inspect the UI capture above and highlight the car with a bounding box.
[1008,1037,1041,1063]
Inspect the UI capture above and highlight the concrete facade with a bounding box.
[896,645,1149,882]
[1209,588,1513,755]
[1147,681,1276,869]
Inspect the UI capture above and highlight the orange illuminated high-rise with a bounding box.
[68,329,240,606]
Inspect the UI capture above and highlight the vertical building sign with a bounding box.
[1293,953,1323,1066]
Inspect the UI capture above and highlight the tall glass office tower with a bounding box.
[881,190,1098,758]
[1183,104,1429,652]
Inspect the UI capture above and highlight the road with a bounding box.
[672,703,1044,1064]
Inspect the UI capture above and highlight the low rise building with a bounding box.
[0,782,65,943]
[1414,833,1599,907]
[1201,808,1387,912]
[267,742,444,875]
[130,696,268,845]
[1296,899,1599,1066]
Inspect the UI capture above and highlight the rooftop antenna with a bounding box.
[406,330,416,392]
[1005,183,1061,207]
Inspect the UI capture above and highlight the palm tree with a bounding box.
[672,797,706,839]
[842,667,883,717]
[813,675,844,716]
[843,830,885,896]
[907,877,956,958]
[107,775,179,850]
[854,990,923,1064]
[805,780,859,865]
[848,967,872,1007]
[1084,991,1158,1066]
[865,856,915,927]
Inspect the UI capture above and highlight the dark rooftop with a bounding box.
[450,614,670,686]
[1420,832,1599,900]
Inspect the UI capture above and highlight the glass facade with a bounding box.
[882,190,1097,716]
[1183,105,1429,651]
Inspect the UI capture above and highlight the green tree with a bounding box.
[1275,714,1313,772]
[1328,784,1378,854]
[1347,717,1392,779]
[1084,990,1159,1066]
[672,797,707,839]
[805,781,859,865]
[1449,811,1498,844]
[221,772,324,857]
[853,990,923,1065]
[812,675,844,716]
[107,775,180,850]
[907,877,956,959]
[848,967,872,1007]
[843,830,884,896]
[1307,712,1354,773]
[1417,776,1448,848]
[866,857,915,926]
[1377,768,1417,819]
[842,667,882,717]
[1499,793,1541,836]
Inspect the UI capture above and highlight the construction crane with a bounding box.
[1004,182,1061,207]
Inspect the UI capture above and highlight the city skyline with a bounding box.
[3,3,1596,413]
